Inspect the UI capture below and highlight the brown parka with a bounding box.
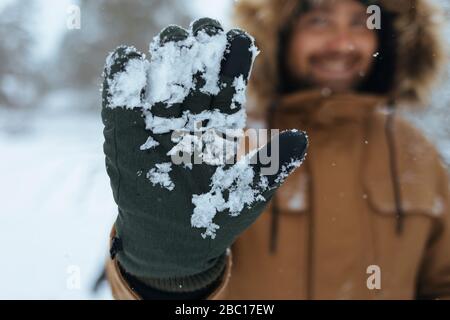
[106,0,450,299]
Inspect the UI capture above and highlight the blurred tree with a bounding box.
[53,0,192,111]
[0,0,39,109]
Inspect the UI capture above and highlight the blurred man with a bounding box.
[229,0,450,299]
[103,0,450,299]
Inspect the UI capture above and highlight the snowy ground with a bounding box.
[0,108,116,299]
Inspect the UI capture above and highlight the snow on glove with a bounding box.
[101,18,308,292]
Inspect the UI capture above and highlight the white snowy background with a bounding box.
[0,0,448,299]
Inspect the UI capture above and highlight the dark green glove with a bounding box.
[102,18,308,293]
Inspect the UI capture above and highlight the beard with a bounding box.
[291,50,373,93]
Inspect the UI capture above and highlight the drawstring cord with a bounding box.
[266,100,314,254]
[267,101,280,254]
[385,97,405,234]
[269,194,280,254]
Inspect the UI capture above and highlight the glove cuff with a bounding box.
[134,252,227,293]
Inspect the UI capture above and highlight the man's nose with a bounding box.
[326,28,357,53]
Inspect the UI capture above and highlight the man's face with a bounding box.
[286,0,378,93]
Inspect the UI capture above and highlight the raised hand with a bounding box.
[102,18,308,292]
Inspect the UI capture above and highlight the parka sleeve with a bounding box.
[416,159,450,299]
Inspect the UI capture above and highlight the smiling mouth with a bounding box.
[310,56,361,80]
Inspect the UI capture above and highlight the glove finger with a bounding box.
[149,26,190,119]
[102,46,145,109]
[158,25,189,44]
[182,18,224,116]
[191,17,223,37]
[211,29,255,115]
[250,130,308,189]
[101,46,148,157]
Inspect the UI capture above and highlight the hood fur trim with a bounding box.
[234,0,447,114]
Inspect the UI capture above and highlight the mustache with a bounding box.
[309,51,364,64]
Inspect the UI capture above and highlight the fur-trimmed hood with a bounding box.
[234,0,447,114]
